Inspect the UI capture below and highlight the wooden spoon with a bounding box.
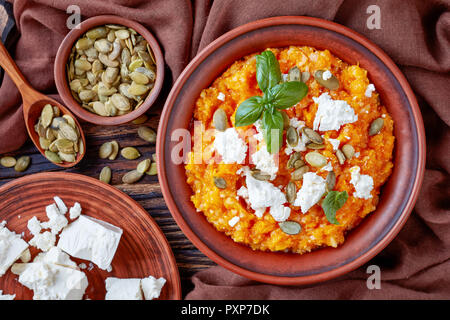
[0,40,85,168]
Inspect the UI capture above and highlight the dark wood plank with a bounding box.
[0,112,216,298]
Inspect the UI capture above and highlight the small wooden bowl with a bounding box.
[54,15,164,125]
[157,16,426,285]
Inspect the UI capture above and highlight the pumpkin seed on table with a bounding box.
[286,181,297,204]
[314,70,340,90]
[213,108,228,131]
[305,152,327,168]
[99,142,113,159]
[131,114,148,125]
[122,170,143,184]
[213,176,227,189]
[137,159,151,174]
[279,221,302,235]
[342,144,355,160]
[99,166,112,184]
[0,156,16,168]
[121,147,141,160]
[369,118,384,136]
[291,165,309,180]
[14,156,30,172]
[145,162,158,176]
[108,141,119,160]
[137,126,156,143]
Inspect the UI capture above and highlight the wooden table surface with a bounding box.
[0,100,216,298]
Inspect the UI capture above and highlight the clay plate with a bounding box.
[157,16,426,285]
[0,172,181,300]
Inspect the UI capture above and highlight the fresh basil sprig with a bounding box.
[321,191,348,225]
[235,51,308,154]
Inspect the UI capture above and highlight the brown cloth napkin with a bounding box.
[1,0,449,299]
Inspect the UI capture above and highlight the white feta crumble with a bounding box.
[213,128,248,164]
[34,247,78,269]
[69,202,82,220]
[312,93,358,132]
[0,290,15,300]
[78,263,87,270]
[105,278,143,300]
[293,172,327,213]
[53,196,68,215]
[228,216,240,227]
[251,147,278,180]
[253,120,264,142]
[57,215,123,270]
[322,70,333,80]
[41,203,68,235]
[29,231,56,252]
[27,216,42,236]
[141,276,166,300]
[0,223,29,276]
[328,138,341,151]
[349,166,374,199]
[244,173,289,221]
[217,92,226,101]
[320,162,333,172]
[354,152,360,158]
[269,205,291,222]
[282,73,289,82]
[236,186,249,200]
[365,83,376,97]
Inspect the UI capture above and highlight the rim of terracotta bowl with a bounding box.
[157,16,426,285]
[54,15,164,125]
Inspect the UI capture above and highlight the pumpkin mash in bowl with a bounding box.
[185,46,394,254]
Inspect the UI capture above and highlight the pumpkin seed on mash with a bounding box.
[185,47,394,254]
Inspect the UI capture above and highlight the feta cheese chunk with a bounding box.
[16,262,88,300]
[0,290,15,300]
[349,166,374,199]
[34,247,78,269]
[251,147,278,180]
[29,231,56,252]
[328,138,341,151]
[293,172,327,213]
[41,205,68,235]
[27,216,42,236]
[217,92,226,101]
[57,215,123,270]
[53,196,68,215]
[322,70,333,80]
[313,93,358,131]
[69,202,82,220]
[0,223,29,276]
[365,83,376,97]
[141,276,166,300]
[213,128,248,164]
[105,278,143,300]
[228,216,240,227]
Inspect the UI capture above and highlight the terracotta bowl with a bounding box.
[157,16,426,285]
[54,15,164,125]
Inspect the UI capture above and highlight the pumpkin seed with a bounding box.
[86,27,107,40]
[14,156,30,172]
[137,159,151,174]
[326,171,336,191]
[286,126,299,147]
[146,162,158,176]
[287,152,302,169]
[129,71,149,85]
[45,151,62,164]
[291,165,309,180]
[305,152,327,168]
[108,141,119,160]
[213,176,227,189]
[59,122,78,141]
[288,66,301,81]
[286,181,297,204]
[132,114,148,124]
[369,118,384,136]
[55,139,74,153]
[99,142,113,159]
[251,169,271,181]
[137,126,156,143]
[121,147,140,160]
[128,82,149,96]
[342,144,355,159]
[306,143,325,150]
[279,221,301,235]
[99,166,112,184]
[314,70,340,90]
[302,127,323,144]
[0,156,16,168]
[293,159,305,169]
[58,152,75,163]
[41,104,54,128]
[281,111,290,129]
[336,149,346,165]
[213,108,228,131]
[301,71,310,82]
[122,170,143,184]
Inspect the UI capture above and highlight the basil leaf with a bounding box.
[321,191,348,225]
[262,108,284,154]
[235,96,264,127]
[265,81,308,109]
[256,51,281,93]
